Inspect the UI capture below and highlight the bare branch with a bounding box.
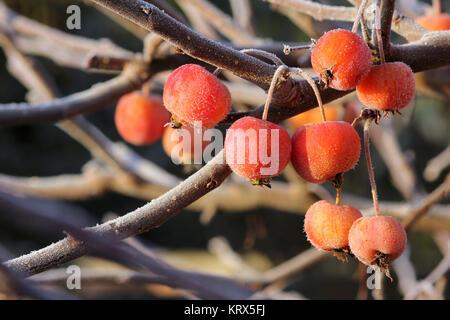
[0,61,150,126]
[2,0,450,281]
[266,0,428,42]
[182,0,261,45]
[176,1,219,39]
[403,179,450,230]
[229,0,254,34]
[265,0,356,21]
[424,146,450,182]
[379,0,396,56]
[1,1,448,127]
[4,151,231,276]
[0,3,133,58]
[370,119,418,200]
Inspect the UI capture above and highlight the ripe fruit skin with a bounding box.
[115,92,169,145]
[225,116,291,181]
[304,200,362,251]
[416,13,450,31]
[348,216,407,266]
[356,62,415,111]
[291,121,361,183]
[163,64,232,128]
[287,104,340,129]
[162,126,209,164]
[311,29,372,91]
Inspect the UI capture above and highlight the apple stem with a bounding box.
[375,0,386,64]
[241,48,284,66]
[283,44,311,56]
[352,0,369,33]
[433,0,442,15]
[364,118,380,217]
[212,67,222,76]
[336,187,341,205]
[262,65,288,121]
[293,68,326,122]
[142,81,151,96]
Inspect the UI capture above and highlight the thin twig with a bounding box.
[376,0,386,64]
[229,0,254,34]
[262,65,288,121]
[241,48,284,66]
[352,0,369,33]
[423,146,450,182]
[364,118,380,217]
[293,68,325,121]
[265,0,427,41]
[182,0,261,45]
[403,179,450,230]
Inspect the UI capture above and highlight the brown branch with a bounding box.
[0,60,150,126]
[267,0,428,42]
[0,20,178,187]
[403,179,450,230]
[223,31,450,123]
[3,0,450,278]
[89,0,276,89]
[229,0,254,35]
[265,0,356,21]
[0,167,448,232]
[1,1,447,126]
[0,3,133,58]
[182,0,261,45]
[4,152,231,276]
[176,0,219,40]
[379,0,396,56]
[370,119,418,200]
[424,146,450,182]
[143,0,189,25]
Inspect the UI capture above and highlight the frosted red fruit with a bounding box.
[311,29,372,91]
[356,62,415,111]
[416,13,450,31]
[162,126,209,164]
[291,121,361,183]
[115,91,169,145]
[224,116,291,183]
[304,200,362,251]
[163,64,232,128]
[348,216,407,267]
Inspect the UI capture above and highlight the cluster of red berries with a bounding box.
[113,64,229,163]
[300,28,411,271]
[112,26,416,272]
[311,29,416,112]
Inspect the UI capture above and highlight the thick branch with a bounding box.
[379,0,396,54]
[5,152,231,276]
[89,0,275,88]
[0,61,150,126]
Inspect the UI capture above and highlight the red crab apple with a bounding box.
[311,29,372,91]
[304,200,362,257]
[115,91,169,145]
[291,121,361,183]
[224,116,291,186]
[163,64,232,128]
